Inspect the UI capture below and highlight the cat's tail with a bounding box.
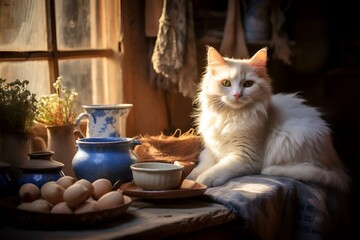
[261,163,350,191]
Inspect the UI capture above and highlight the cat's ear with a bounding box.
[249,48,267,68]
[207,46,226,67]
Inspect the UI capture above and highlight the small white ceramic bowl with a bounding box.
[130,162,184,190]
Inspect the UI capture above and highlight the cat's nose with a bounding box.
[233,92,241,100]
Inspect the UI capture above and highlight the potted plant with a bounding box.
[0,78,37,135]
[0,78,38,181]
[35,76,79,177]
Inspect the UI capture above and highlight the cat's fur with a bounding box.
[189,46,350,191]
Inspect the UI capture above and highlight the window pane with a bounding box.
[55,0,107,50]
[58,58,109,110]
[0,0,47,51]
[0,61,50,96]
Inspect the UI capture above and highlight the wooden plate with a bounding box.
[120,179,207,199]
[0,195,132,229]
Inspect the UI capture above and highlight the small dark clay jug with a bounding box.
[18,151,65,189]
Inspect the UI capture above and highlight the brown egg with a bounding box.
[92,178,113,200]
[97,190,124,210]
[29,199,53,212]
[75,199,98,213]
[17,202,33,211]
[51,201,73,214]
[19,183,41,202]
[41,181,65,205]
[75,179,94,195]
[56,176,76,189]
[63,183,92,208]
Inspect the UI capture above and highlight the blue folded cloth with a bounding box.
[204,175,347,240]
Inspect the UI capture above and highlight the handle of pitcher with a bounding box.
[131,138,142,148]
[74,112,91,138]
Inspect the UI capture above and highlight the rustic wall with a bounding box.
[122,0,194,137]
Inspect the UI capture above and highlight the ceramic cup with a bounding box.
[130,161,195,190]
[130,162,184,191]
[75,104,133,138]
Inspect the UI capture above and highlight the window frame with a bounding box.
[0,0,120,95]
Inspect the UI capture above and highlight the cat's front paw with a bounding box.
[196,173,227,187]
[187,170,197,180]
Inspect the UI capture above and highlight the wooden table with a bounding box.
[0,197,239,240]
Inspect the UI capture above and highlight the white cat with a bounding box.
[189,46,350,191]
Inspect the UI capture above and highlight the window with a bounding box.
[0,0,122,110]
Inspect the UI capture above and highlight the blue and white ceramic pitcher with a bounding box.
[75,104,133,138]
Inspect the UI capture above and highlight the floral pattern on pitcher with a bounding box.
[75,104,133,138]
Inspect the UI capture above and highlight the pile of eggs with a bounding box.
[17,176,125,214]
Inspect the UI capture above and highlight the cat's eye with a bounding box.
[221,80,231,87]
[243,80,253,88]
